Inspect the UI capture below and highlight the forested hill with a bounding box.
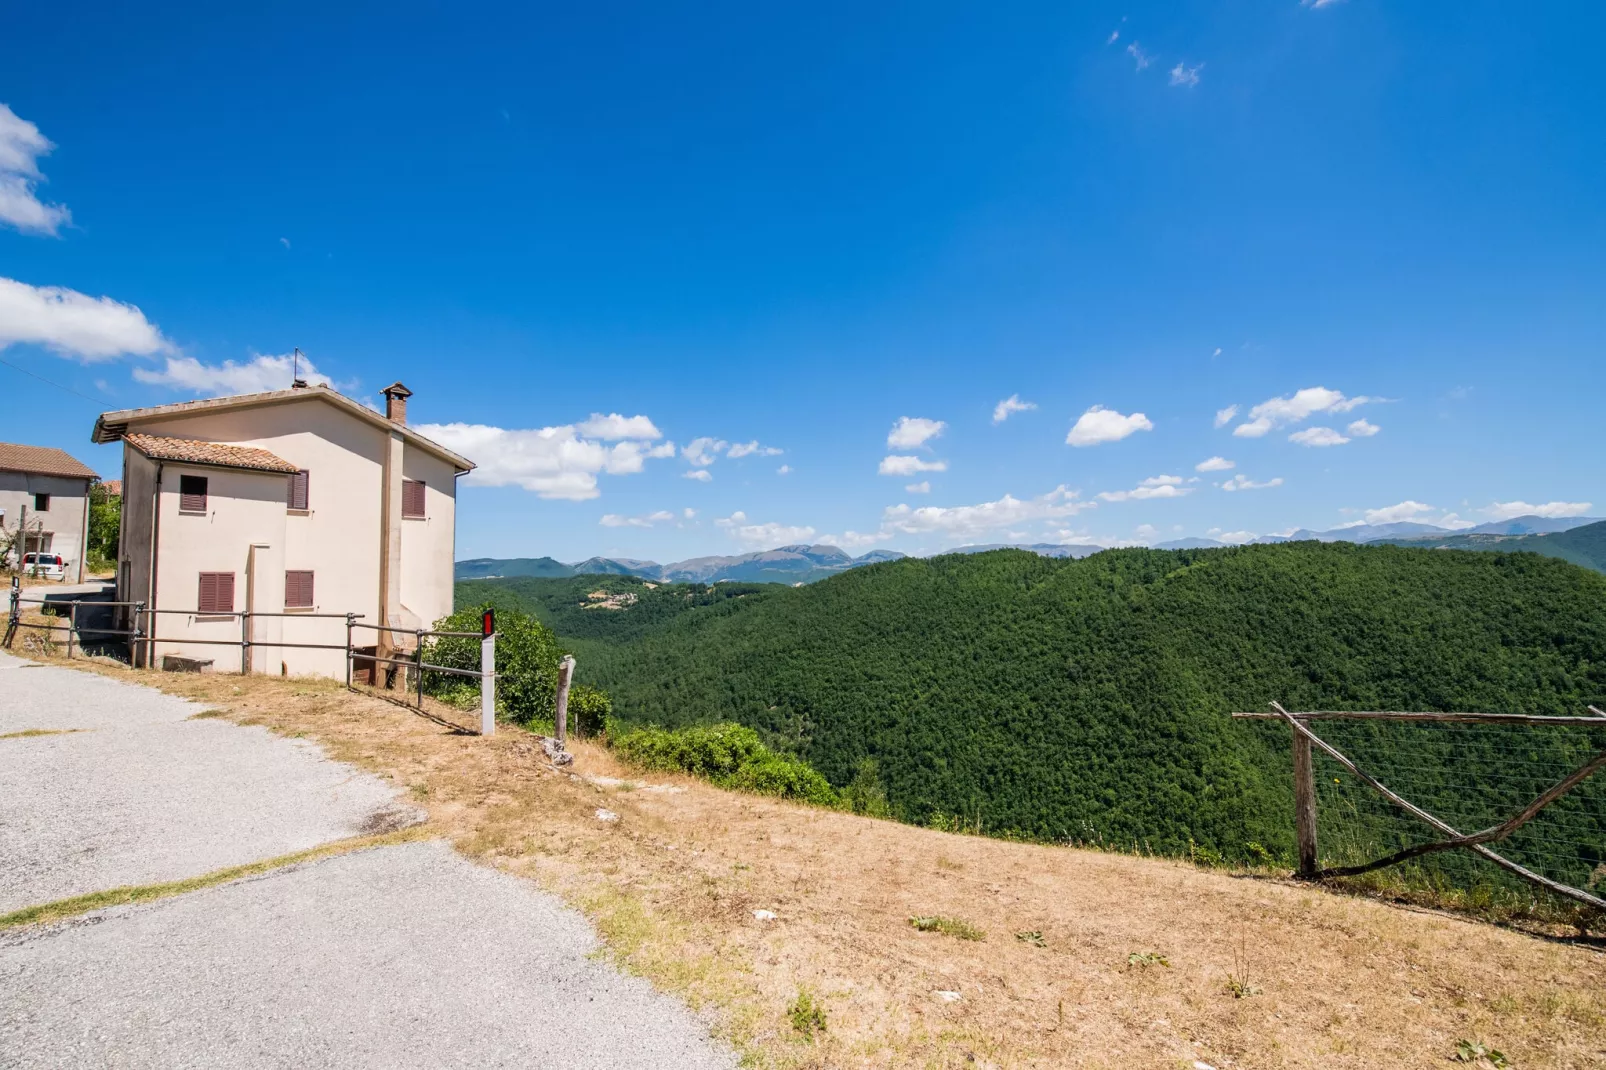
[1377,518,1606,573]
[458,544,1606,870]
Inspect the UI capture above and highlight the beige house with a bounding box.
[0,442,97,583]
[92,383,474,677]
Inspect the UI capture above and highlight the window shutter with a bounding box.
[287,470,309,510]
[402,479,426,518]
[217,572,234,613]
[198,573,216,613]
[285,570,314,608]
[179,475,208,512]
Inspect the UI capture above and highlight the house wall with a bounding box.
[0,471,90,581]
[114,393,460,677]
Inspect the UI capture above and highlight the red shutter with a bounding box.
[179,475,208,513]
[402,479,426,518]
[198,571,234,614]
[286,470,309,510]
[284,570,314,608]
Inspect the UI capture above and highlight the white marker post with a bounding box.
[480,608,496,737]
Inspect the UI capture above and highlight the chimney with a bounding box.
[381,382,413,425]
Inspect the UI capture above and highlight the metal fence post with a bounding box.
[345,613,354,688]
[480,631,496,736]
[132,601,145,666]
[67,602,77,659]
[239,610,250,675]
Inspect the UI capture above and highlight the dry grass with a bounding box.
[23,652,1606,1069]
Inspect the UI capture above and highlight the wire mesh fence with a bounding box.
[1310,718,1606,903]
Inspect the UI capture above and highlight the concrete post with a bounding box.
[481,632,496,737]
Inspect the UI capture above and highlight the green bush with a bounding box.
[568,683,612,738]
[611,723,839,806]
[425,604,613,726]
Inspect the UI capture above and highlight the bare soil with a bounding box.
[21,655,1606,1069]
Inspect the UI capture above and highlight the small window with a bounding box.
[179,475,208,513]
[197,571,235,614]
[32,493,49,512]
[284,570,315,608]
[286,469,310,511]
[402,478,426,519]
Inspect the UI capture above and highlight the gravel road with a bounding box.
[0,652,736,1068]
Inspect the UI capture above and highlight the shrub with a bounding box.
[424,604,612,727]
[567,683,612,738]
[611,723,839,806]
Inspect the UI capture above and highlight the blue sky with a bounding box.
[3,1,1602,562]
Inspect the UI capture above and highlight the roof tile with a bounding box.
[0,442,98,480]
[122,434,300,474]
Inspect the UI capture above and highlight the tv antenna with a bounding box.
[292,347,308,389]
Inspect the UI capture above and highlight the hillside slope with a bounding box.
[1379,518,1606,573]
[544,543,1606,878]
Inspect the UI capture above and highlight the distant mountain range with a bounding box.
[456,515,1602,585]
[456,545,907,585]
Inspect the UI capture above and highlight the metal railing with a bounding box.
[5,580,498,736]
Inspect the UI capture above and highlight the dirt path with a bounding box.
[0,651,735,1068]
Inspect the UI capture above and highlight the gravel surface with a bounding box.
[0,651,410,913]
[0,840,736,1068]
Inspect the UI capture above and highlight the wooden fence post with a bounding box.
[1293,730,1319,878]
[554,654,575,750]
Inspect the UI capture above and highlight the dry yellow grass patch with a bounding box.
[25,654,1606,1069]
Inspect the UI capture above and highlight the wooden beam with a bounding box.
[1293,730,1318,879]
[1232,710,1604,725]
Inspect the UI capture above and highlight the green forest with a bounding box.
[457,543,1606,897]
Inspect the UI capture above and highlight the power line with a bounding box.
[0,355,108,405]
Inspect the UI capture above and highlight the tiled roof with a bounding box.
[0,441,98,479]
[102,479,123,496]
[122,434,300,474]
[92,384,474,472]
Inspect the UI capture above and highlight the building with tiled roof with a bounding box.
[0,441,98,583]
[93,382,475,677]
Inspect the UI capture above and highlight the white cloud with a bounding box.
[1484,500,1593,521]
[727,440,783,458]
[716,511,817,548]
[1303,0,1346,7]
[1196,456,1235,472]
[1066,405,1153,447]
[0,105,71,236]
[879,455,948,476]
[1126,43,1152,70]
[1233,387,1379,437]
[279,237,291,249]
[776,464,792,475]
[1221,474,1284,492]
[992,394,1037,423]
[1169,62,1202,88]
[1346,418,1380,438]
[1107,28,1120,44]
[599,510,677,528]
[1098,474,1192,502]
[1363,501,1436,525]
[683,469,713,483]
[414,417,676,501]
[683,508,696,518]
[905,481,931,494]
[682,437,728,467]
[1210,529,1258,544]
[1214,404,1239,428]
[1135,523,1159,541]
[0,277,173,361]
[575,413,664,440]
[887,416,946,449]
[882,485,1094,542]
[1289,426,1350,447]
[1436,513,1475,530]
[133,352,330,396]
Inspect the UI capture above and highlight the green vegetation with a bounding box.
[908,914,986,940]
[610,722,839,806]
[1126,951,1171,968]
[455,556,575,581]
[423,603,605,728]
[786,988,827,1040]
[456,542,1606,908]
[86,479,120,570]
[1381,518,1606,574]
